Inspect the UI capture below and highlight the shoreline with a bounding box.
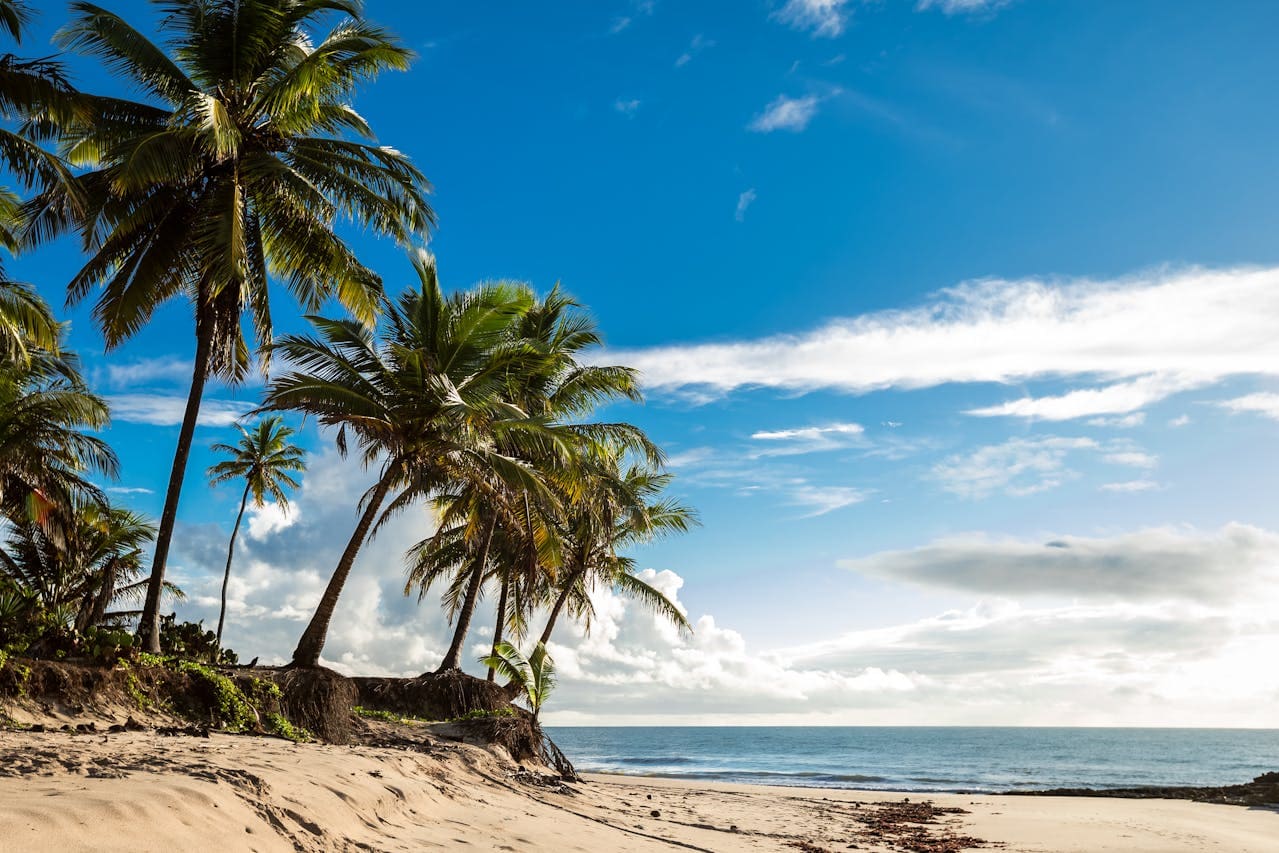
[4,729,1277,852]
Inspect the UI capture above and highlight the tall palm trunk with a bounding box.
[214,481,251,660]
[292,467,397,667]
[137,314,214,653]
[486,568,511,681]
[436,516,497,673]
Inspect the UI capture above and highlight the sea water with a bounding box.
[547,727,1279,793]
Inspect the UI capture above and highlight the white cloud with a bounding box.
[245,501,300,541]
[108,394,251,427]
[749,93,823,133]
[600,268,1279,414]
[773,0,851,38]
[106,486,154,495]
[1219,392,1279,422]
[1087,412,1145,428]
[613,98,641,117]
[1101,480,1159,493]
[839,524,1279,604]
[750,421,866,456]
[102,357,192,388]
[1104,450,1158,469]
[932,436,1097,498]
[917,0,1014,14]
[968,375,1200,422]
[735,188,757,222]
[788,484,867,516]
[674,33,713,67]
[1169,414,1191,427]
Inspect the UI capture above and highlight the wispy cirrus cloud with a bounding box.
[773,0,851,38]
[599,268,1279,419]
[675,33,713,67]
[735,188,757,222]
[1100,479,1160,494]
[613,97,642,117]
[749,93,827,133]
[917,0,1015,15]
[108,394,251,428]
[931,436,1156,499]
[750,421,866,456]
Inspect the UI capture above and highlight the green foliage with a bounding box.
[176,661,253,731]
[450,707,517,722]
[159,618,238,665]
[265,713,313,743]
[353,705,406,723]
[481,641,556,720]
[134,651,166,668]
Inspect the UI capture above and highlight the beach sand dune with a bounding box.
[1,729,1275,852]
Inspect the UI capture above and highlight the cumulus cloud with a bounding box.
[838,524,1279,604]
[245,502,300,541]
[1219,392,1279,421]
[773,0,851,38]
[749,93,824,132]
[108,394,251,427]
[598,268,1279,417]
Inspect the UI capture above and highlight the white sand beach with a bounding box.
[2,729,1275,852]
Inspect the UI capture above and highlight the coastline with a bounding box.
[3,729,1276,852]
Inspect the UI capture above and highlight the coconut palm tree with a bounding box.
[0,346,116,523]
[0,495,157,632]
[261,252,559,667]
[531,448,696,653]
[207,415,305,656]
[480,640,555,722]
[25,0,433,652]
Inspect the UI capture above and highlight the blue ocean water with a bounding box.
[547,727,1279,793]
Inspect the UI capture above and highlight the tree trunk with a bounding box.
[88,557,119,629]
[537,565,583,647]
[435,515,497,673]
[137,314,214,653]
[486,568,510,681]
[214,482,251,661]
[292,468,397,667]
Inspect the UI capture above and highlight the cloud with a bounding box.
[750,421,866,456]
[674,34,713,67]
[1169,414,1192,427]
[106,486,154,495]
[749,94,823,133]
[245,502,300,541]
[788,484,867,516]
[838,524,1279,604]
[609,0,655,34]
[1088,412,1145,428]
[101,357,193,389]
[1219,392,1279,421]
[108,394,251,427]
[1104,450,1158,469]
[917,0,1014,14]
[613,98,641,117]
[968,375,1201,422]
[598,268,1279,412]
[773,0,851,38]
[931,436,1097,498]
[1100,480,1159,493]
[735,188,757,222]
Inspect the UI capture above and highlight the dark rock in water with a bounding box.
[1009,772,1279,807]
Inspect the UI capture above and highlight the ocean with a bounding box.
[547,726,1279,793]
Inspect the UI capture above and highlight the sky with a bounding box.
[10,0,1279,726]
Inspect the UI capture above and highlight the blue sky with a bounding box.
[11,0,1279,724]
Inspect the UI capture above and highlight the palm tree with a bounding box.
[207,415,305,657]
[26,0,433,652]
[0,346,116,523]
[261,252,556,667]
[531,449,696,653]
[0,495,158,634]
[480,640,555,722]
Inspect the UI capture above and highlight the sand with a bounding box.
[1,728,1275,852]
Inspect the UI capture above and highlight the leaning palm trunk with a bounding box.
[293,471,397,667]
[537,565,584,647]
[138,317,213,653]
[436,516,498,672]
[486,568,511,681]
[214,482,252,659]
[87,556,119,629]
